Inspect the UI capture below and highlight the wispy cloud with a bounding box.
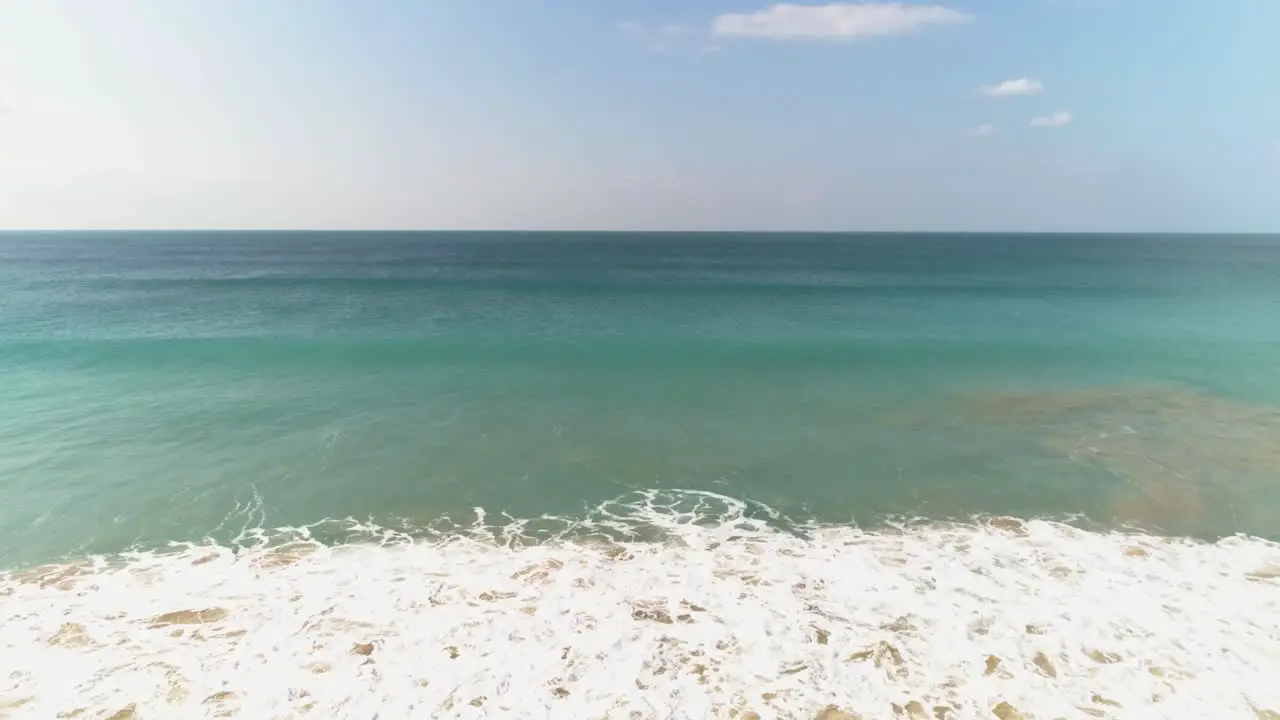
[965,123,995,137]
[1047,0,1108,8]
[1030,111,1073,128]
[980,77,1043,97]
[620,21,710,53]
[618,21,647,38]
[711,2,972,40]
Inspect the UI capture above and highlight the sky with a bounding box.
[0,0,1277,232]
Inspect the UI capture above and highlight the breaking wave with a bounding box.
[3,490,1279,719]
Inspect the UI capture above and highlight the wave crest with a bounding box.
[3,490,1280,719]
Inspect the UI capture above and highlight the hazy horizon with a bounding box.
[2,1,1277,233]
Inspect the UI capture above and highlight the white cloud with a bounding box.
[711,2,972,40]
[980,77,1043,97]
[1030,111,1073,127]
[965,123,995,137]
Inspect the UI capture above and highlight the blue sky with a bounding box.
[0,0,1276,232]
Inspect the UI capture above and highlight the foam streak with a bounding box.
[2,493,1279,719]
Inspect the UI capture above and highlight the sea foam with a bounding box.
[2,491,1279,719]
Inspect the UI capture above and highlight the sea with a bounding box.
[1,231,1279,719]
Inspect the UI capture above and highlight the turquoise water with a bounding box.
[2,232,1280,565]
[4,232,1280,719]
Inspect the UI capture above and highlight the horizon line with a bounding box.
[2,229,1278,236]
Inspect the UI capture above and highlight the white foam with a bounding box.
[2,491,1279,719]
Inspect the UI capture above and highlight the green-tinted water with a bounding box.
[3,231,1279,565]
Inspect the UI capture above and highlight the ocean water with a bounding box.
[1,231,1279,718]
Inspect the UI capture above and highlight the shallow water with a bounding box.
[1,231,1279,717]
